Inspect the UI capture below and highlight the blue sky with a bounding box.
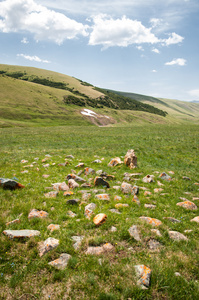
[0,0,199,101]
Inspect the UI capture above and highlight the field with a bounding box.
[0,124,199,299]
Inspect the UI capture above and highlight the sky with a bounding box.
[0,0,199,101]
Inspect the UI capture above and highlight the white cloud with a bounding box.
[165,58,186,66]
[150,18,163,28]
[0,0,88,44]
[152,48,160,53]
[17,53,50,63]
[21,37,29,44]
[136,46,144,51]
[188,89,199,98]
[89,14,159,49]
[163,32,184,46]
[152,69,157,72]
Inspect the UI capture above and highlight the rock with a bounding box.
[81,183,91,188]
[68,179,79,189]
[115,203,129,208]
[142,175,155,183]
[75,163,85,168]
[124,149,137,169]
[84,167,95,175]
[48,253,71,270]
[0,178,25,190]
[42,174,49,178]
[110,226,117,232]
[114,195,122,201]
[21,159,28,163]
[28,209,48,219]
[47,224,60,232]
[121,182,138,194]
[168,231,188,241]
[154,188,164,193]
[132,195,140,205]
[139,216,162,226]
[43,163,50,168]
[71,236,84,250]
[66,199,80,205]
[52,182,69,191]
[6,219,20,226]
[44,191,58,198]
[193,197,199,201]
[175,272,182,277]
[66,155,74,159]
[113,186,121,191]
[64,191,74,196]
[159,172,171,181]
[95,194,110,201]
[144,204,156,209]
[58,162,68,167]
[38,237,59,257]
[92,159,102,163]
[151,229,162,237]
[66,174,85,183]
[94,177,110,188]
[67,211,77,218]
[157,181,164,187]
[110,209,121,214]
[182,176,191,180]
[85,203,96,219]
[134,265,152,289]
[191,216,199,223]
[82,192,91,201]
[85,243,114,255]
[3,229,40,239]
[164,217,181,223]
[176,201,197,210]
[108,157,123,167]
[128,225,141,241]
[93,213,107,226]
[179,197,189,201]
[147,239,162,251]
[144,191,152,196]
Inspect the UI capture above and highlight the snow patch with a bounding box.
[81,109,97,117]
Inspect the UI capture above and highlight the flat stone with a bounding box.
[94,177,110,188]
[147,239,162,251]
[38,237,59,257]
[139,216,162,226]
[81,183,91,188]
[67,211,77,218]
[144,191,152,196]
[75,163,85,168]
[157,181,164,187]
[159,172,171,181]
[151,229,162,237]
[48,253,71,270]
[182,176,191,180]
[177,201,197,210]
[134,265,152,289]
[0,178,25,190]
[71,236,84,250]
[144,204,156,209]
[108,157,123,167]
[6,219,20,226]
[52,182,69,191]
[28,209,48,219]
[193,197,199,201]
[64,191,74,196]
[3,229,40,239]
[66,155,74,159]
[154,188,164,193]
[85,243,114,255]
[128,225,141,241]
[44,191,58,198]
[115,203,129,208]
[92,159,102,163]
[47,224,60,232]
[164,217,181,223]
[93,213,107,226]
[95,194,110,201]
[191,216,199,223]
[84,167,95,175]
[110,226,117,232]
[110,209,121,214]
[142,175,155,183]
[66,174,86,183]
[68,179,79,189]
[168,231,188,241]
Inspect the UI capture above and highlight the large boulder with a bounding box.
[124,149,137,169]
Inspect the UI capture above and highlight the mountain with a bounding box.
[0,64,198,127]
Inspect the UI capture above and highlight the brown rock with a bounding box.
[124,149,137,169]
[68,179,79,189]
[47,224,60,232]
[95,194,110,201]
[108,157,123,167]
[93,213,107,226]
[28,209,48,219]
[94,177,110,188]
[44,191,58,198]
[191,216,199,223]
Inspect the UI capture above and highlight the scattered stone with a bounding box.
[191,216,199,223]
[85,203,96,219]
[68,179,79,189]
[114,195,122,201]
[121,182,138,194]
[42,174,50,178]
[47,224,60,232]
[151,229,162,237]
[168,171,175,174]
[44,191,58,198]
[93,213,107,226]
[67,211,77,218]
[95,194,110,201]
[144,204,156,209]
[184,229,193,233]
[177,201,197,210]
[194,182,199,186]
[58,162,68,167]
[147,239,162,251]
[154,188,164,193]
[71,236,84,250]
[110,208,121,214]
[124,149,137,169]
[108,157,123,167]
[28,209,48,219]
[143,175,155,183]
[48,253,71,270]
[94,177,110,188]
[66,155,74,159]
[66,174,86,183]
[157,181,164,187]
[92,159,102,163]
[115,203,129,208]
[43,163,50,168]
[159,172,171,181]
[175,272,182,277]
[164,217,181,223]
[75,163,85,168]
[66,199,80,205]
[6,219,20,226]
[0,178,25,190]
[85,243,114,255]
[64,191,74,196]
[21,159,28,163]
[193,197,199,201]
[144,191,152,196]
[54,182,69,191]
[3,229,40,239]
[128,225,141,241]
[38,237,59,257]
[84,167,95,175]
[110,226,117,232]
[179,197,189,201]
[168,231,188,241]
[182,176,191,180]
[139,216,162,226]
[21,170,29,174]
[81,183,91,188]
[134,265,152,289]
[82,192,91,201]
[132,195,141,205]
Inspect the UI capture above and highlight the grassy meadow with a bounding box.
[0,124,199,299]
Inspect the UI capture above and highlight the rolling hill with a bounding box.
[0,64,199,127]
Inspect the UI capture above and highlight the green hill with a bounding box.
[0,64,198,127]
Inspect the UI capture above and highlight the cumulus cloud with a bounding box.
[21,37,29,44]
[17,53,50,63]
[152,69,157,72]
[188,89,199,98]
[89,14,159,49]
[165,58,186,66]
[163,32,184,46]
[0,0,88,44]
[152,48,160,53]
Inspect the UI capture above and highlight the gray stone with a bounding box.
[159,172,171,181]
[144,204,156,209]
[66,174,86,183]
[168,231,188,241]
[164,217,181,223]
[3,229,40,239]
[48,253,71,270]
[38,237,59,257]
[71,236,84,250]
[148,239,162,251]
[110,209,121,214]
[128,225,141,241]
[134,265,152,289]
[142,175,155,183]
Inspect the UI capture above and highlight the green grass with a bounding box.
[0,124,199,299]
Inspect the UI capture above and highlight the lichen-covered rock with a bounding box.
[190,216,199,223]
[121,182,138,194]
[132,195,140,205]
[38,237,59,257]
[124,149,137,169]
[139,216,162,226]
[115,203,129,208]
[28,209,48,219]
[128,225,141,241]
[114,195,122,201]
[134,265,152,289]
[142,175,155,183]
[159,172,171,181]
[6,219,20,226]
[85,243,114,255]
[47,224,60,232]
[93,213,107,226]
[95,194,110,201]
[148,239,162,251]
[94,177,110,188]
[3,229,40,239]
[144,204,156,209]
[71,236,84,250]
[68,179,79,189]
[44,191,58,198]
[108,157,122,167]
[52,182,69,191]
[168,231,188,241]
[66,174,86,183]
[177,201,197,210]
[48,253,71,270]
[84,167,95,175]
[0,178,25,190]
